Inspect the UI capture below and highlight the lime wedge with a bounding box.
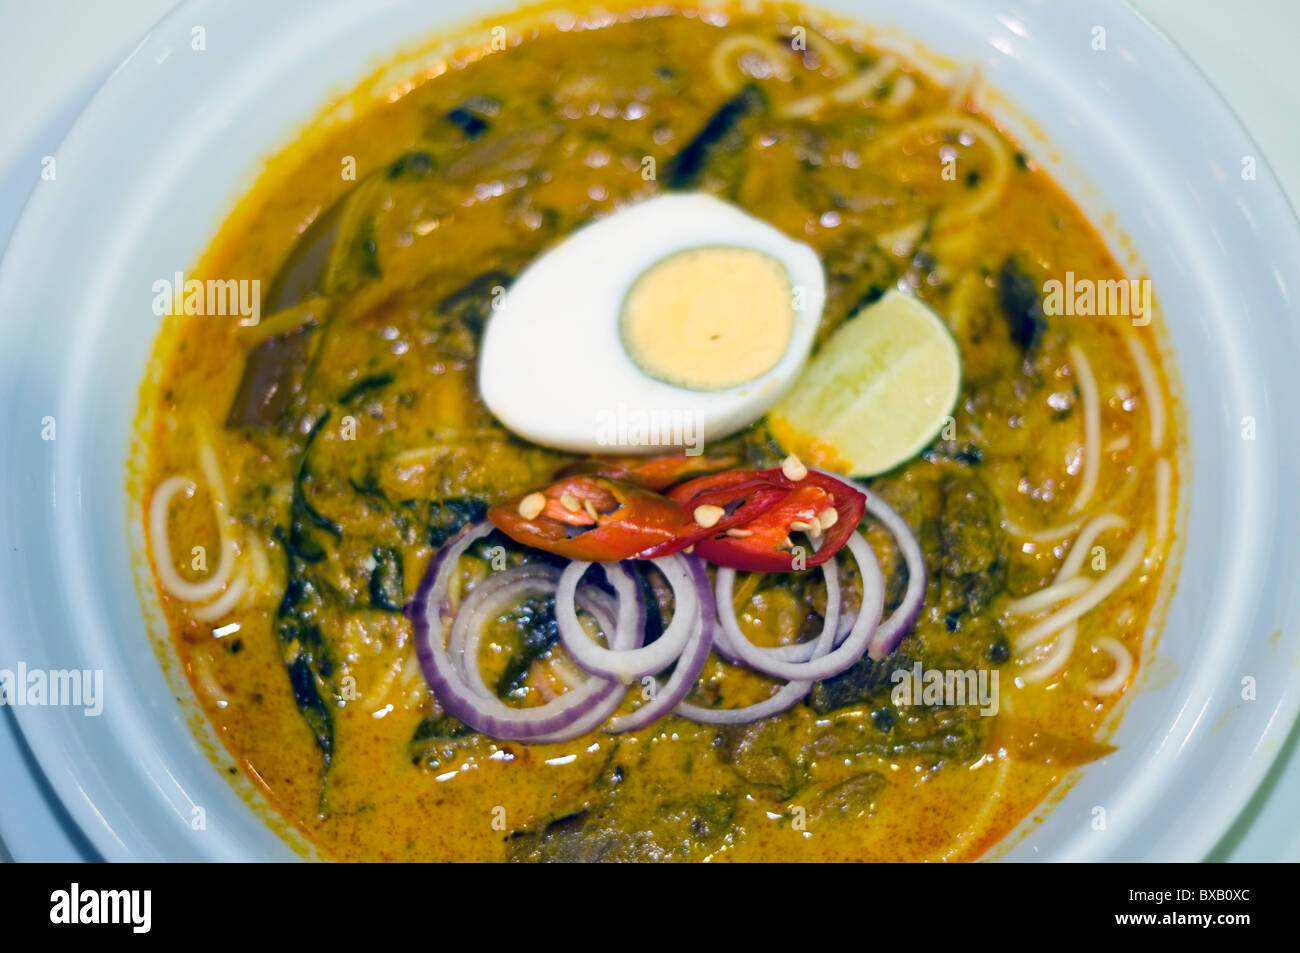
[769,289,961,477]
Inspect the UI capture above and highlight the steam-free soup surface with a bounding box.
[141,3,1177,861]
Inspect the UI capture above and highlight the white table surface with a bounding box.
[1,0,1297,862]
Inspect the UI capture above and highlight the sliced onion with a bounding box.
[807,470,926,660]
[607,557,715,733]
[705,531,851,667]
[707,587,748,666]
[676,555,841,725]
[556,554,699,682]
[411,473,926,740]
[529,582,645,743]
[447,563,560,688]
[448,563,619,700]
[711,546,843,666]
[860,487,927,660]
[710,530,883,682]
[410,521,627,742]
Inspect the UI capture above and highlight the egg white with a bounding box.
[478,193,826,454]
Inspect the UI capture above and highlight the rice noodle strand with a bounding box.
[870,112,1013,233]
[1154,457,1172,547]
[1067,343,1102,513]
[1013,531,1147,652]
[1004,576,1090,617]
[1086,636,1134,696]
[1126,333,1166,450]
[1057,514,1128,580]
[149,475,236,603]
[191,570,249,622]
[1017,622,1078,684]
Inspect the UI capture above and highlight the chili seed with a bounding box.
[517,492,546,520]
[781,453,807,481]
[693,504,725,528]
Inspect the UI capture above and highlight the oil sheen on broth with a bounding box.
[139,2,1178,861]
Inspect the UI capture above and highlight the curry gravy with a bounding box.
[139,2,1179,861]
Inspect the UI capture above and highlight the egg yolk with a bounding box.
[619,246,795,391]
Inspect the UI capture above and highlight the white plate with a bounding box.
[1,0,1298,861]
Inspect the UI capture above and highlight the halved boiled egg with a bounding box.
[479,193,826,454]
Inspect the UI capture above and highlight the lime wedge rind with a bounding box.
[769,289,961,477]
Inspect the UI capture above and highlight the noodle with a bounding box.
[190,649,227,705]
[1017,622,1078,684]
[548,653,588,689]
[1067,343,1102,513]
[829,53,897,103]
[880,74,917,115]
[930,754,1012,861]
[1085,636,1134,696]
[876,219,926,256]
[1013,530,1147,652]
[530,665,560,701]
[1057,514,1128,580]
[718,32,885,119]
[1126,333,1165,450]
[777,93,827,118]
[246,534,271,588]
[800,27,852,76]
[192,570,249,622]
[197,437,232,523]
[1008,515,1126,682]
[1004,576,1090,617]
[368,659,403,711]
[399,649,424,689]
[946,64,978,109]
[869,113,1012,233]
[710,33,793,91]
[1154,457,1171,548]
[149,475,237,603]
[1000,512,1086,543]
[1001,467,1140,542]
[390,431,506,467]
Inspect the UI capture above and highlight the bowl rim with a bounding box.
[1,0,1298,862]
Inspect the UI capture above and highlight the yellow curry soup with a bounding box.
[139,2,1178,861]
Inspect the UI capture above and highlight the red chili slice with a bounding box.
[637,477,789,560]
[554,453,739,491]
[668,466,866,572]
[489,465,866,570]
[489,476,690,562]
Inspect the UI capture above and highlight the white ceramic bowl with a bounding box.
[1,0,1298,861]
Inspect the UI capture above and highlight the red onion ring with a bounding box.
[805,469,925,659]
[448,563,619,700]
[529,573,645,743]
[410,521,629,742]
[675,554,840,724]
[555,553,700,682]
[411,474,926,740]
[606,556,715,733]
[710,531,883,682]
[859,487,927,660]
[446,563,558,687]
[711,540,843,666]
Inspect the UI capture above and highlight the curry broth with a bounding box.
[141,3,1178,861]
